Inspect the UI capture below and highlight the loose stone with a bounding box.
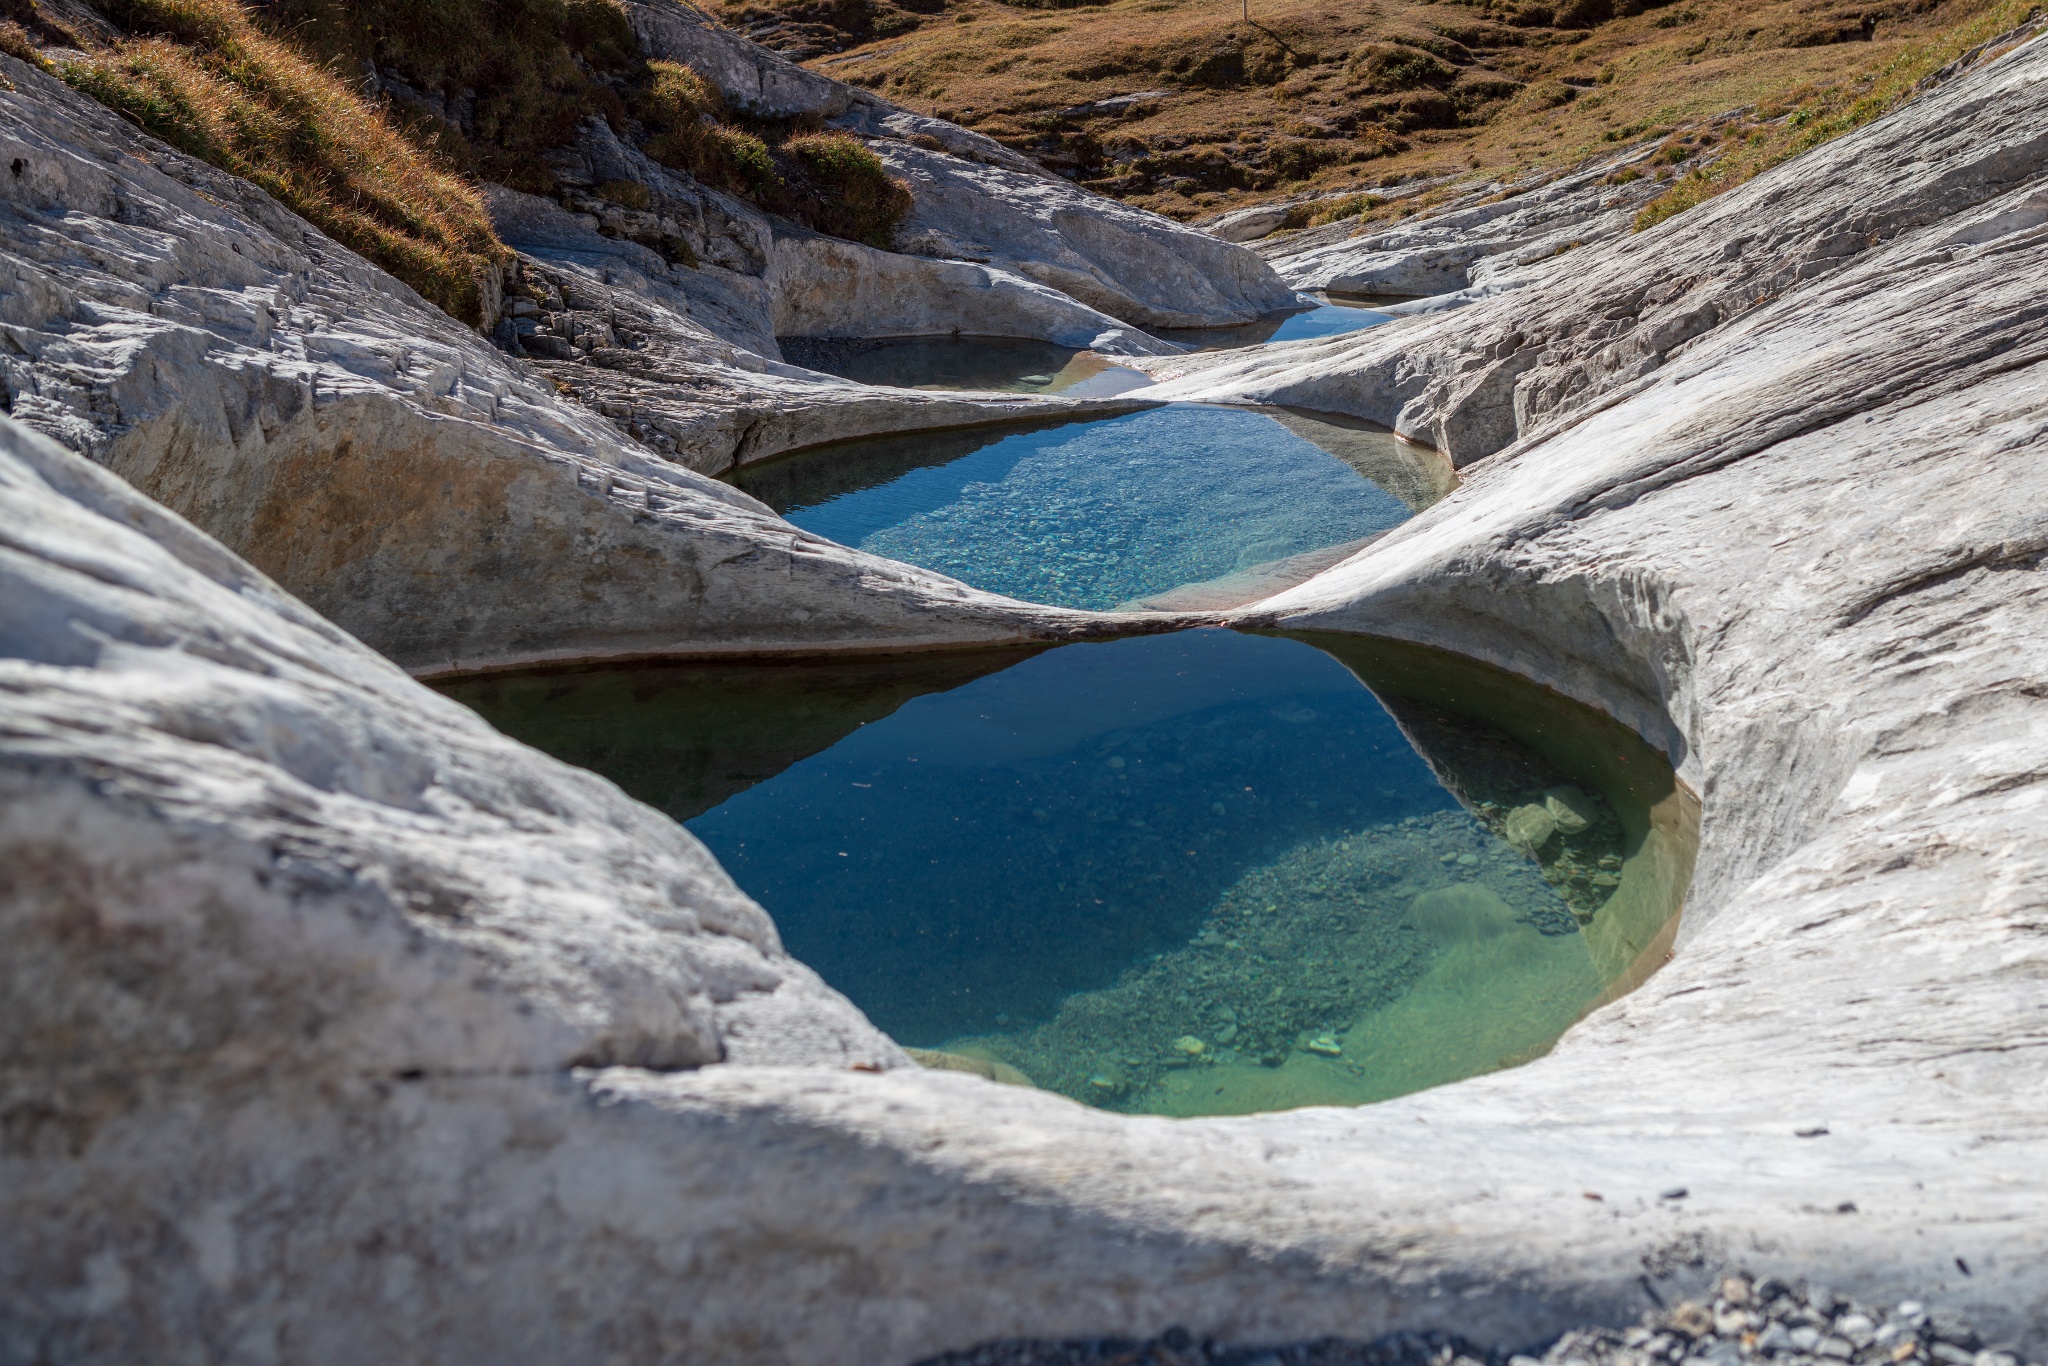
[1505,803,1558,850]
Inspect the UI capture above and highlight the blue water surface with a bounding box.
[1263,301,1397,343]
[755,405,1413,610]
[1147,296,1398,351]
[687,630,1456,1044]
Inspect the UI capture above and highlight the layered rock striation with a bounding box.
[0,56,1199,674]
[2,16,2047,1366]
[1244,145,1671,299]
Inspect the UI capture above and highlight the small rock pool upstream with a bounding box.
[439,631,1697,1117]
[733,404,1452,611]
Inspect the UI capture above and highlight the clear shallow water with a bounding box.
[439,630,1698,1116]
[732,405,1444,611]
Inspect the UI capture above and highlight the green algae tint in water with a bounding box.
[731,406,1452,611]
[446,630,1697,1116]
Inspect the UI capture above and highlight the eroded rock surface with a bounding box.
[620,0,1299,332]
[5,22,2048,1366]
[509,123,1172,356]
[875,140,1303,330]
[0,56,1176,673]
[0,409,904,1077]
[1252,146,1671,298]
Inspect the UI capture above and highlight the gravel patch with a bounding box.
[912,1278,2038,1366]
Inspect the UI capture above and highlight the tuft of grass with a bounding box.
[1633,0,2042,230]
[638,59,783,196]
[774,130,913,246]
[1283,190,1386,228]
[64,0,508,322]
[0,20,44,69]
[251,0,641,190]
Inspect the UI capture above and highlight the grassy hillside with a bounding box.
[6,0,913,325]
[9,0,510,322]
[729,0,2031,219]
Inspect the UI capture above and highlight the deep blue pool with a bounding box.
[440,629,1693,1116]
[686,631,1461,1044]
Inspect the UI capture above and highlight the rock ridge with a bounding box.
[0,54,1203,674]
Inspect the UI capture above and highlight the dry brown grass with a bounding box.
[252,0,643,190]
[1632,0,2041,228]
[639,59,785,194]
[776,130,916,244]
[781,0,2029,218]
[53,0,912,281]
[63,0,508,321]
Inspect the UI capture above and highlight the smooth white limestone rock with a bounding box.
[869,138,1304,330]
[620,0,1299,331]
[0,412,905,1074]
[5,23,2048,1366]
[0,55,1181,675]
[1253,146,1670,297]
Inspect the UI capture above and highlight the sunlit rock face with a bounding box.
[2,17,2047,1366]
[1242,146,1672,299]
[0,56,1192,674]
[619,0,1303,332]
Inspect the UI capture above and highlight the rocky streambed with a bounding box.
[2,3,2046,1363]
[916,1278,2034,1366]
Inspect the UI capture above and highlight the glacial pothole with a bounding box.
[438,629,1697,1117]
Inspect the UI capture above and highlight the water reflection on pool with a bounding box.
[779,335,1152,397]
[778,295,1402,396]
[1150,293,1404,351]
[439,630,1697,1117]
[732,404,1452,611]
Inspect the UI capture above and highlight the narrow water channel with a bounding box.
[438,630,1697,1118]
[732,405,1453,611]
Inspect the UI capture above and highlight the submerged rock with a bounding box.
[1503,803,1558,851]
[907,1048,1036,1087]
[1406,883,1522,942]
[1543,786,1597,835]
